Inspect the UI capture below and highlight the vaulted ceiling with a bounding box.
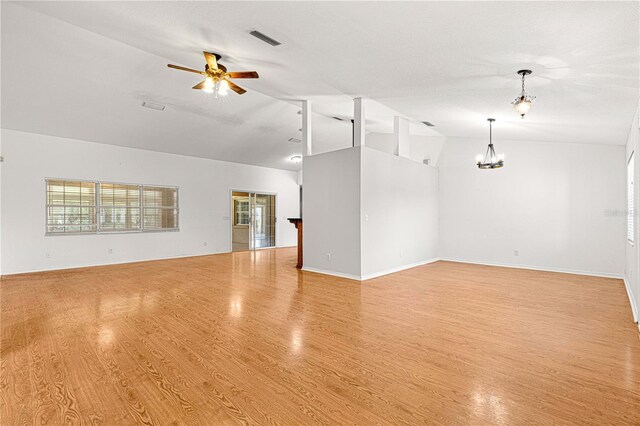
[2,1,638,170]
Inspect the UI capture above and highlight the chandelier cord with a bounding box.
[521,73,526,95]
[489,119,493,146]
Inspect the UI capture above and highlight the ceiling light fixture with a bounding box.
[476,118,504,169]
[512,69,535,118]
[167,51,258,98]
[290,155,302,164]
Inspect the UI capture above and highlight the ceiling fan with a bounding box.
[167,51,259,98]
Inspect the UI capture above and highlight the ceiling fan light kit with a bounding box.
[476,118,504,169]
[167,51,259,98]
[511,69,535,119]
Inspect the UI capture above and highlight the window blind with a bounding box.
[46,180,178,235]
[46,180,97,234]
[99,183,141,231]
[143,186,178,230]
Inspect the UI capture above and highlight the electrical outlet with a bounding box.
[364,214,369,222]
[400,248,404,258]
[45,252,51,258]
[204,241,208,246]
[326,253,331,261]
[513,249,519,257]
[108,248,113,254]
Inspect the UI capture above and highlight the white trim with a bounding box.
[624,276,639,323]
[361,258,441,280]
[302,257,441,281]
[439,257,624,280]
[300,266,362,281]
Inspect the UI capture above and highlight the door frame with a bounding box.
[228,189,277,252]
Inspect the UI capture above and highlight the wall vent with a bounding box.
[288,137,302,144]
[422,121,435,127]
[142,101,165,111]
[250,30,282,46]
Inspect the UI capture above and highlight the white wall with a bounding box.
[303,146,439,280]
[439,137,626,277]
[365,133,445,166]
[0,129,300,275]
[303,147,362,278]
[361,147,439,278]
[625,101,640,324]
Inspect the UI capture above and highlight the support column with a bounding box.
[353,97,365,147]
[394,116,410,158]
[302,100,312,157]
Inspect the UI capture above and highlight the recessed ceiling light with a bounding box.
[288,137,302,144]
[250,30,282,46]
[290,155,302,164]
[142,101,165,111]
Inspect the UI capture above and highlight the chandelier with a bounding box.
[476,118,504,169]
[511,69,535,118]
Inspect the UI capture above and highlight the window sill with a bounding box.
[45,228,180,236]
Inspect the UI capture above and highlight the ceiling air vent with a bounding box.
[250,30,282,46]
[288,137,302,144]
[142,101,165,111]
[422,121,435,127]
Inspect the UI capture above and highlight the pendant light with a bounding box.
[476,118,504,169]
[511,69,535,118]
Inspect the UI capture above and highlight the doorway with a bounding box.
[231,191,276,252]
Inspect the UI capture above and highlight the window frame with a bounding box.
[628,152,635,245]
[142,185,180,231]
[44,178,98,236]
[45,178,180,236]
[233,198,250,227]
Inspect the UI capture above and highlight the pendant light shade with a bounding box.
[511,69,535,118]
[476,118,504,169]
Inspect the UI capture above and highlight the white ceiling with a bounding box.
[2,1,638,170]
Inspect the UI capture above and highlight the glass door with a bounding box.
[233,191,276,251]
[250,193,276,249]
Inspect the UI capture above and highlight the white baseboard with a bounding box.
[300,266,362,281]
[439,257,624,280]
[360,258,440,280]
[302,257,441,281]
[623,276,639,323]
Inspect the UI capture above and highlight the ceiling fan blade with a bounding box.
[203,51,219,70]
[228,81,247,95]
[227,71,259,79]
[168,64,205,75]
[192,80,206,90]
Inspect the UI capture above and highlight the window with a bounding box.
[46,179,179,234]
[143,186,179,230]
[628,152,635,244]
[99,183,141,231]
[234,198,250,226]
[46,180,97,234]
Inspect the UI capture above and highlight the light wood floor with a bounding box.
[2,248,639,425]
